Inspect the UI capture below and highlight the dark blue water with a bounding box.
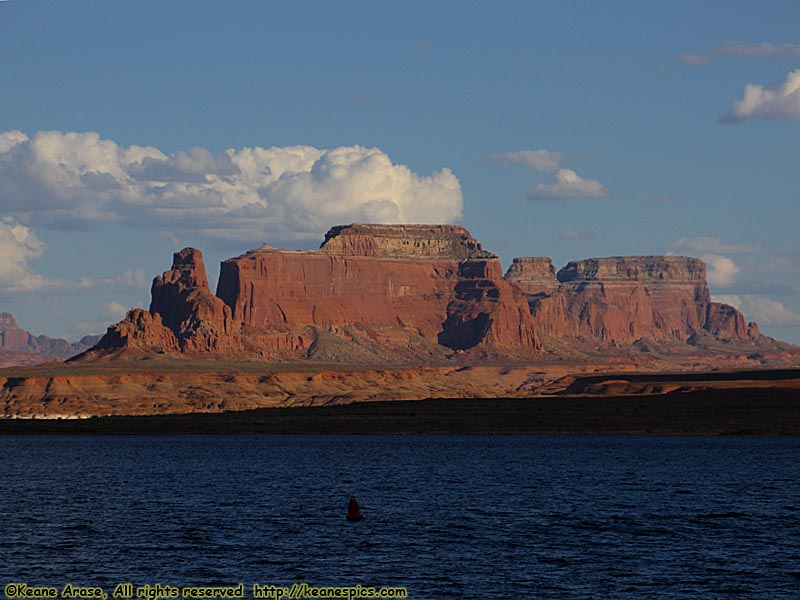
[1,436,799,599]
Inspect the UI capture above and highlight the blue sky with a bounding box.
[1,0,799,343]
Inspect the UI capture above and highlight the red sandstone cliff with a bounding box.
[90,225,540,361]
[215,224,539,358]
[93,248,235,356]
[83,226,790,364]
[504,255,769,355]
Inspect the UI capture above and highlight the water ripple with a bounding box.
[1,435,798,599]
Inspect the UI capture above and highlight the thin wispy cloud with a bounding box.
[558,230,596,241]
[353,91,383,101]
[485,150,565,173]
[671,236,761,254]
[681,40,800,65]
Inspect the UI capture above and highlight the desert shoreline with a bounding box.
[2,385,798,436]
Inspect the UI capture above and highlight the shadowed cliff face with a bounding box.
[505,255,761,351]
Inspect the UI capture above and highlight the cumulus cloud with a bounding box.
[0,216,148,295]
[525,169,608,202]
[713,294,800,326]
[703,254,740,287]
[485,149,565,172]
[0,216,62,292]
[0,130,463,244]
[720,68,800,123]
[681,40,800,65]
[671,236,760,254]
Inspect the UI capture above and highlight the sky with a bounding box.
[1,0,799,343]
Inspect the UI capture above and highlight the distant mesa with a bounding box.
[506,255,765,354]
[0,312,101,367]
[77,223,790,365]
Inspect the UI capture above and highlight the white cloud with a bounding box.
[0,216,62,292]
[79,269,148,290]
[720,68,800,123]
[0,216,148,295]
[671,236,760,254]
[102,301,129,321]
[703,254,740,287]
[485,149,565,172]
[525,168,608,201]
[713,294,800,325]
[0,130,463,243]
[713,294,742,308]
[717,40,800,59]
[682,41,800,65]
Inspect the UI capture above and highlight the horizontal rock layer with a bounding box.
[506,255,761,349]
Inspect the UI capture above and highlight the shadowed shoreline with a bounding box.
[2,387,799,435]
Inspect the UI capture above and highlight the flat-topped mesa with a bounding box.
[525,255,759,348]
[557,256,708,284]
[504,258,558,296]
[214,224,539,357]
[320,223,496,260]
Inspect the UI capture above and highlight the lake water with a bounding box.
[1,435,799,599]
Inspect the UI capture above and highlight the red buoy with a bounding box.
[346,496,364,521]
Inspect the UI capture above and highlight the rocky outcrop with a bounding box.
[90,225,540,361]
[149,247,235,352]
[92,309,179,354]
[0,312,100,365]
[216,224,539,358]
[93,248,235,356]
[504,257,558,297]
[506,255,763,352]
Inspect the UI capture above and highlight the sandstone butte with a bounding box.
[86,224,540,362]
[3,224,799,419]
[80,223,792,364]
